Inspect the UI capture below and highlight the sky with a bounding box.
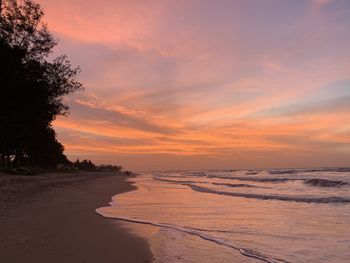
[37,0,350,171]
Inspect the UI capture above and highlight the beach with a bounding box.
[1,169,349,263]
[0,172,153,263]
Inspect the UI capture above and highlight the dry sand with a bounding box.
[0,172,154,263]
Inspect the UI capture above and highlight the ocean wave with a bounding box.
[154,177,204,185]
[246,171,260,175]
[333,167,350,172]
[213,182,268,188]
[302,167,350,173]
[155,177,270,189]
[189,184,350,203]
[96,210,290,263]
[181,171,207,177]
[268,167,350,174]
[304,179,348,187]
[268,170,298,175]
[157,174,349,190]
[208,175,291,183]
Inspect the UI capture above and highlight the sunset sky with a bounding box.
[38,0,350,171]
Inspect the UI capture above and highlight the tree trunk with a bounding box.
[0,154,4,169]
[6,154,12,170]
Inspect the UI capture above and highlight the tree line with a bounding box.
[72,159,123,172]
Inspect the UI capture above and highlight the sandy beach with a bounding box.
[0,172,153,263]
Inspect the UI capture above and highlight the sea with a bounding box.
[96,168,350,263]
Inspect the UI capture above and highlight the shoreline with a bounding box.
[0,172,154,263]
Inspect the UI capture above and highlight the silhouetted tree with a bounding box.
[73,159,96,171]
[72,159,123,172]
[0,0,82,170]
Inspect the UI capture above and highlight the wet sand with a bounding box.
[0,172,153,263]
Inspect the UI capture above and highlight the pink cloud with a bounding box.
[37,0,350,169]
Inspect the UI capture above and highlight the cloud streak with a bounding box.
[33,0,350,170]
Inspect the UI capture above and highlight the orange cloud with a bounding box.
[38,0,350,170]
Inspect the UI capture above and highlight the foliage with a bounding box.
[72,159,123,172]
[0,0,82,170]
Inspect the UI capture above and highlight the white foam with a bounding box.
[96,209,289,263]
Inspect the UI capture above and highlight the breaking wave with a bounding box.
[268,167,350,174]
[304,179,348,187]
[268,170,298,175]
[189,184,350,203]
[181,171,207,177]
[207,175,292,183]
[212,182,269,188]
[246,171,260,175]
[154,177,206,185]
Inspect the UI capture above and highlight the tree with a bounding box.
[73,159,96,171]
[0,0,82,170]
